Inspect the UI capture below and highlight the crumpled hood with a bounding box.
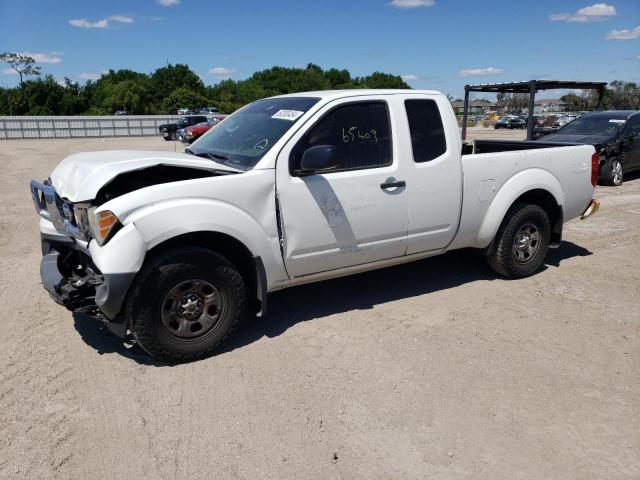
[50,150,236,202]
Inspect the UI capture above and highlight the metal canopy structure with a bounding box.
[461,80,608,140]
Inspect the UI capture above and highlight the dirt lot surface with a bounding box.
[0,135,638,480]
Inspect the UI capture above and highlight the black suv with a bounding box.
[539,111,640,186]
[159,115,208,141]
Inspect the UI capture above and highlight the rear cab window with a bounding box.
[290,101,392,174]
[404,99,447,163]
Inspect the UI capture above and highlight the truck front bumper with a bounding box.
[40,233,136,333]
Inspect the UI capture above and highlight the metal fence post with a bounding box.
[461,85,470,140]
[527,80,537,141]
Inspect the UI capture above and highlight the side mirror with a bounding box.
[298,145,339,175]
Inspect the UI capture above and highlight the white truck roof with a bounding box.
[273,89,443,100]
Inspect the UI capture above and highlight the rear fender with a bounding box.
[476,169,564,248]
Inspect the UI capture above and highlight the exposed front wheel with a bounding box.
[125,247,246,362]
[600,158,623,186]
[487,203,551,279]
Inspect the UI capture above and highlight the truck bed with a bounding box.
[463,139,577,155]
[450,142,596,250]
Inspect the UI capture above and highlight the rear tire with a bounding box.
[487,203,551,279]
[600,158,623,186]
[125,247,246,362]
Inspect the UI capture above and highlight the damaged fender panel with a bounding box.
[89,223,146,275]
[101,169,290,290]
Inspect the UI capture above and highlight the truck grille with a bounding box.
[30,180,92,242]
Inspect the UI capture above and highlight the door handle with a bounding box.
[380,180,406,190]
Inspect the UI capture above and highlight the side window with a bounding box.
[290,102,391,173]
[404,99,447,163]
[626,117,640,137]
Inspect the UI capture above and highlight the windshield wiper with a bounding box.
[201,152,229,161]
[184,149,242,173]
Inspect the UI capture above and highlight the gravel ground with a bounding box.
[0,134,638,480]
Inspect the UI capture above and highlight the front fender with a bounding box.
[124,198,286,289]
[476,168,564,247]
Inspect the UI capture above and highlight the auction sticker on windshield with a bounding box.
[271,110,304,121]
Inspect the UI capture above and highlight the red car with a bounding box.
[178,115,227,144]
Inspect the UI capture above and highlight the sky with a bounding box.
[0,0,638,99]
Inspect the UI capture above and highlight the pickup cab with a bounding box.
[30,90,600,361]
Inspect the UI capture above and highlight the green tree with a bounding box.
[357,72,410,89]
[89,70,153,114]
[560,93,588,112]
[608,81,639,110]
[324,68,354,89]
[161,87,210,114]
[0,52,41,86]
[0,63,417,115]
[151,64,204,104]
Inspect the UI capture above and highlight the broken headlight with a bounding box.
[88,208,122,246]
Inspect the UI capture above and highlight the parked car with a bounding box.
[30,89,598,361]
[538,110,640,186]
[176,115,227,144]
[113,110,128,116]
[553,115,576,128]
[495,116,526,129]
[158,115,208,140]
[177,107,190,115]
[198,107,220,115]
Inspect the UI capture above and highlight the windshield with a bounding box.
[188,97,319,170]
[559,115,627,135]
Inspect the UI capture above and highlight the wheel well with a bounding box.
[147,231,257,298]
[512,189,563,245]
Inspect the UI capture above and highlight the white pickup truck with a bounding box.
[31,89,600,361]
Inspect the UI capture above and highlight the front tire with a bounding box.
[600,158,623,186]
[125,247,246,362]
[487,203,551,279]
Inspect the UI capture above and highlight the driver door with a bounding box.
[275,98,409,278]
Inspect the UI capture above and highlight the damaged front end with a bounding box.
[31,158,236,337]
[41,238,104,315]
[39,233,134,338]
[32,179,136,338]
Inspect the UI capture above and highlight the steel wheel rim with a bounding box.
[161,279,224,339]
[612,161,622,185]
[512,222,540,264]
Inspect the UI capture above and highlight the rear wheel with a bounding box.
[600,158,623,186]
[487,203,551,278]
[126,247,246,362]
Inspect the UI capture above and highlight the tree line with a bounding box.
[1,52,637,116]
[0,59,409,116]
[560,81,640,111]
